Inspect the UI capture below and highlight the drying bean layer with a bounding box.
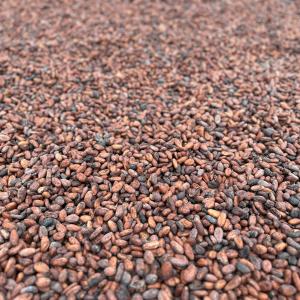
[0,0,300,299]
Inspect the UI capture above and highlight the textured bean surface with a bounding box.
[0,0,300,299]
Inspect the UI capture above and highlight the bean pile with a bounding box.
[1,0,300,299]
